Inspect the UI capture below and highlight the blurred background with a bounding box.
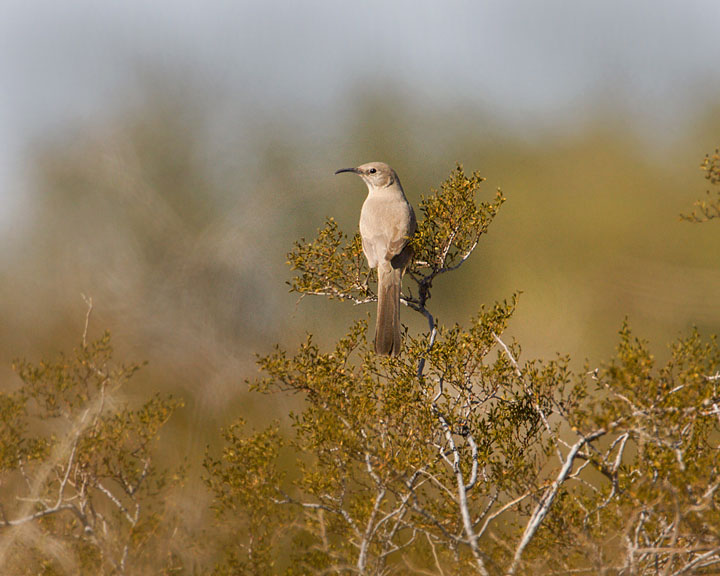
[1,0,720,562]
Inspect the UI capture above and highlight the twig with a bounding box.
[493,332,568,462]
[416,307,437,381]
[476,489,536,538]
[426,532,447,576]
[81,294,93,349]
[436,237,480,276]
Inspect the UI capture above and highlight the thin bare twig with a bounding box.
[81,294,93,349]
[493,332,568,463]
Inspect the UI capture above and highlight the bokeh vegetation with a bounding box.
[683,148,720,222]
[0,304,183,574]
[1,83,719,573]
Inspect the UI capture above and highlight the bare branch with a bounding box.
[464,432,479,491]
[437,412,489,576]
[414,306,437,381]
[436,236,480,276]
[493,331,568,462]
[508,429,607,575]
[476,489,537,538]
[671,547,720,576]
[426,532,447,576]
[0,502,78,527]
[97,482,136,526]
[81,293,93,349]
[357,484,386,573]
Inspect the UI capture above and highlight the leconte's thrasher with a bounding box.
[335,162,416,356]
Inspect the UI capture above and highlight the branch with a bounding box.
[54,439,78,508]
[437,412,489,576]
[97,482,136,526]
[0,435,83,529]
[493,332,568,463]
[507,429,606,575]
[276,494,362,540]
[426,532,448,576]
[415,306,437,381]
[436,236,480,276]
[81,294,93,348]
[357,482,386,573]
[464,432,479,491]
[296,288,375,306]
[0,502,78,527]
[476,489,537,538]
[671,547,720,576]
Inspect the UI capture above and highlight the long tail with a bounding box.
[376,260,402,356]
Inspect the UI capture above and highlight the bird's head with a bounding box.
[335,162,398,189]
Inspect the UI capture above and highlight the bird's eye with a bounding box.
[369,168,377,174]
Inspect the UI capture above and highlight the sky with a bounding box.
[2,0,720,230]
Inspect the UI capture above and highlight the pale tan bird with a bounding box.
[335,162,416,355]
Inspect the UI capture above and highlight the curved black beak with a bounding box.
[334,167,359,175]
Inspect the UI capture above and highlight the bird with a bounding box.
[335,162,416,356]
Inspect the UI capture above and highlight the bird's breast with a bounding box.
[359,193,414,265]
